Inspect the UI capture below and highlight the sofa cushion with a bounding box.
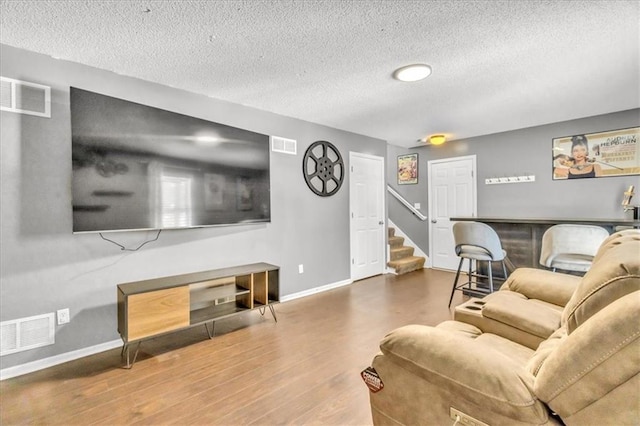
[562,239,640,333]
[482,292,561,339]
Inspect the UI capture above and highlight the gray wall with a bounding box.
[388,109,640,255]
[0,44,387,369]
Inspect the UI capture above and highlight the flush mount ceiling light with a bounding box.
[393,64,432,82]
[429,134,446,145]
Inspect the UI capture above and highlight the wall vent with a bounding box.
[270,136,297,155]
[0,313,55,356]
[0,76,51,118]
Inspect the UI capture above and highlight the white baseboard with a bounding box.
[1,279,355,380]
[280,278,353,303]
[0,339,122,381]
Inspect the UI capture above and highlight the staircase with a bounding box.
[387,227,426,275]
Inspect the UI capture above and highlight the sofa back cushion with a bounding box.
[561,237,640,333]
[534,291,640,423]
[592,229,640,264]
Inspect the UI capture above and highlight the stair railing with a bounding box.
[387,185,428,221]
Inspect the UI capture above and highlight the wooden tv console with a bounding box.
[117,262,279,368]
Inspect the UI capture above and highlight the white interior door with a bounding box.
[428,156,477,270]
[350,152,385,281]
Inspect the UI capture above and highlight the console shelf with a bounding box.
[117,262,279,368]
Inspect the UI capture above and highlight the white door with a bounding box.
[428,156,477,270]
[350,152,385,281]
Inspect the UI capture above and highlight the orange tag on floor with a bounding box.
[361,366,384,393]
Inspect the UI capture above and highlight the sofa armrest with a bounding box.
[502,268,580,307]
[375,324,550,424]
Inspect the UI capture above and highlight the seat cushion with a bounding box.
[482,293,561,339]
[376,323,549,423]
[458,244,493,261]
[550,253,593,272]
[500,268,580,307]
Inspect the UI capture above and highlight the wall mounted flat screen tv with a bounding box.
[70,87,270,233]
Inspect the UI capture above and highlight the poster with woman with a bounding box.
[552,127,639,180]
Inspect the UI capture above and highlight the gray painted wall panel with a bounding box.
[0,44,386,369]
[388,110,640,256]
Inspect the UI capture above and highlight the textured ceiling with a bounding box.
[1,0,639,147]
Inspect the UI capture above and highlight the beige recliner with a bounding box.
[366,230,640,425]
[454,229,640,349]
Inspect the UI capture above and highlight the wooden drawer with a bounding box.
[126,286,190,341]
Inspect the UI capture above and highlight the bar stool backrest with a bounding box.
[540,224,610,269]
[452,221,505,261]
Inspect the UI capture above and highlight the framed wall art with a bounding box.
[552,127,639,180]
[398,153,418,185]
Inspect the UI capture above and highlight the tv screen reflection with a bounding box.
[70,87,271,233]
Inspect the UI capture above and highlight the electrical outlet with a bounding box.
[57,308,70,325]
[298,264,304,274]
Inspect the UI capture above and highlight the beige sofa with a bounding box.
[366,230,640,425]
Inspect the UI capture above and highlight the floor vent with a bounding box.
[0,76,51,118]
[0,313,55,356]
[271,136,297,155]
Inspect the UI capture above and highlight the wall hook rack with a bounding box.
[485,175,536,185]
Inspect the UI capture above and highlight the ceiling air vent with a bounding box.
[0,76,51,118]
[270,135,297,155]
[0,313,55,356]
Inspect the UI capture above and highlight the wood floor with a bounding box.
[1,268,463,426]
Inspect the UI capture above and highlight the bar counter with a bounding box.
[450,216,639,270]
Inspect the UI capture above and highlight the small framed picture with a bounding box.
[398,154,418,185]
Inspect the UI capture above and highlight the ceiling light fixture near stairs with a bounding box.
[392,64,432,82]
[429,134,446,145]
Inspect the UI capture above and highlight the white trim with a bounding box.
[0,339,122,381]
[280,279,353,303]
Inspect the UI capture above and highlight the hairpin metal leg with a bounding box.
[259,305,278,322]
[122,341,141,369]
[204,321,215,339]
[268,304,277,323]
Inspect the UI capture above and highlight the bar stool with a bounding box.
[539,224,610,274]
[448,221,508,307]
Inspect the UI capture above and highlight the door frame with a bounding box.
[349,151,386,281]
[427,155,477,268]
